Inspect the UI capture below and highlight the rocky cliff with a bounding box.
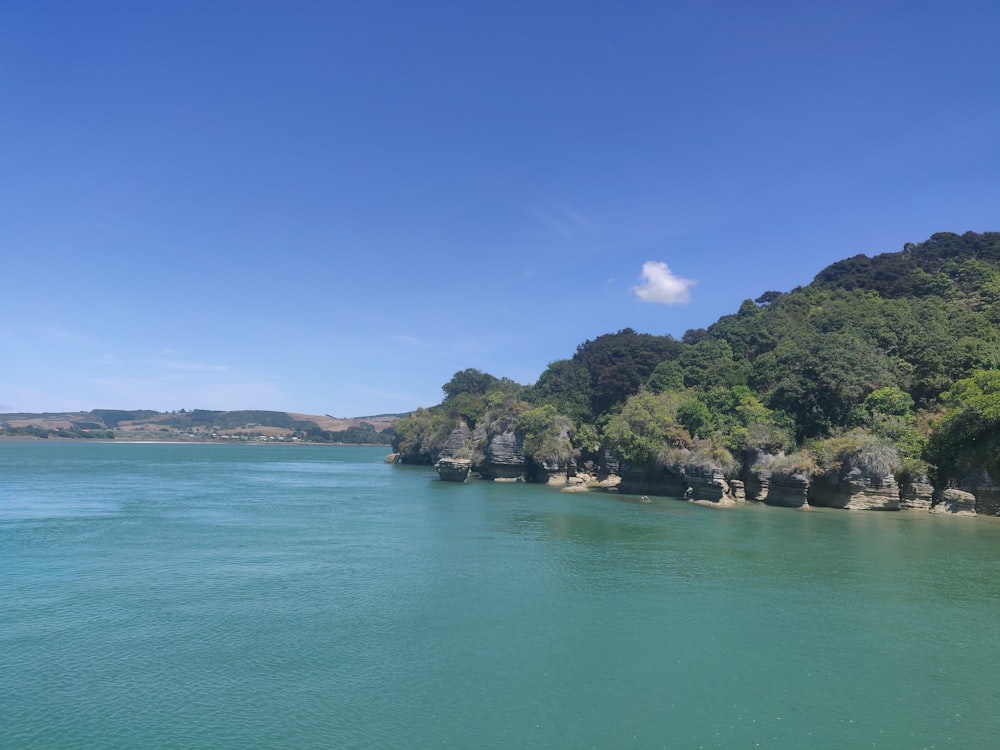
[472,424,529,481]
[685,467,738,506]
[899,474,934,511]
[764,472,811,508]
[931,488,977,516]
[808,466,900,510]
[436,457,472,482]
[617,462,688,497]
[959,469,1000,516]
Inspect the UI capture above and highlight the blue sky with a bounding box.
[2,1,999,416]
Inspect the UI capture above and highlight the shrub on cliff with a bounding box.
[685,441,739,478]
[517,405,574,465]
[810,429,900,478]
[604,390,690,466]
[391,407,454,460]
[927,369,1000,483]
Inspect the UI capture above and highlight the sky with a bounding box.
[2,1,999,417]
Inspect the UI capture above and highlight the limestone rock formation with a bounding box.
[685,467,736,506]
[617,462,687,498]
[473,425,529,481]
[530,457,576,484]
[728,479,746,502]
[899,474,934,511]
[809,467,900,510]
[932,488,977,516]
[438,422,472,460]
[765,472,811,508]
[436,457,472,483]
[960,470,1000,516]
[741,451,773,502]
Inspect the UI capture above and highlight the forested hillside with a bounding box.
[393,231,1000,506]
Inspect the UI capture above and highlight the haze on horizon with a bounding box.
[2,1,999,417]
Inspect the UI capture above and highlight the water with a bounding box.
[2,442,998,749]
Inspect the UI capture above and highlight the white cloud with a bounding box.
[631,261,696,305]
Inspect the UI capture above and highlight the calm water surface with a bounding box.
[1,441,998,748]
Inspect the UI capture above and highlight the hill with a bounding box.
[392,231,1000,514]
[0,409,400,444]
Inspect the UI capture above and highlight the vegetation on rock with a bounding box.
[392,232,1000,510]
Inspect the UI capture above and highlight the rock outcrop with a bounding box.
[473,425,529,481]
[728,479,746,502]
[438,421,471,460]
[741,451,773,502]
[617,462,687,498]
[809,467,900,510]
[530,457,576,484]
[959,470,1000,516]
[436,457,472,483]
[685,467,737,506]
[899,474,935,511]
[931,488,977,516]
[764,472,811,508]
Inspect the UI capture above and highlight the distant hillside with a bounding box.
[0,409,400,444]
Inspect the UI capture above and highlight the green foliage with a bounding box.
[646,360,684,394]
[528,359,594,424]
[676,398,716,439]
[857,386,913,421]
[766,451,819,477]
[678,338,749,390]
[442,368,500,400]
[810,429,900,477]
[300,424,393,444]
[517,405,574,464]
[685,441,739,478]
[391,407,455,459]
[572,328,681,415]
[394,231,1000,483]
[603,390,689,466]
[927,369,1000,483]
[571,422,601,454]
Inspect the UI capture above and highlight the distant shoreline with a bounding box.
[0,435,391,447]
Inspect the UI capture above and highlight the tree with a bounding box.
[927,370,1000,483]
[442,369,500,401]
[603,391,689,465]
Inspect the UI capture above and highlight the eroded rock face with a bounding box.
[899,474,934,511]
[741,451,773,502]
[765,472,811,508]
[530,457,576,484]
[436,457,472,483]
[932,488,977,516]
[685,467,736,505]
[809,467,900,510]
[475,428,529,481]
[728,479,746,502]
[438,421,471,460]
[617,462,687,498]
[960,470,1000,516]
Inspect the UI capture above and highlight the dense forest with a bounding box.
[392,231,1000,508]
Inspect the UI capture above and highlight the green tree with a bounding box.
[927,370,1000,483]
[518,405,574,465]
[603,391,689,465]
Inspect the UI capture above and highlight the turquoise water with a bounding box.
[2,442,999,749]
